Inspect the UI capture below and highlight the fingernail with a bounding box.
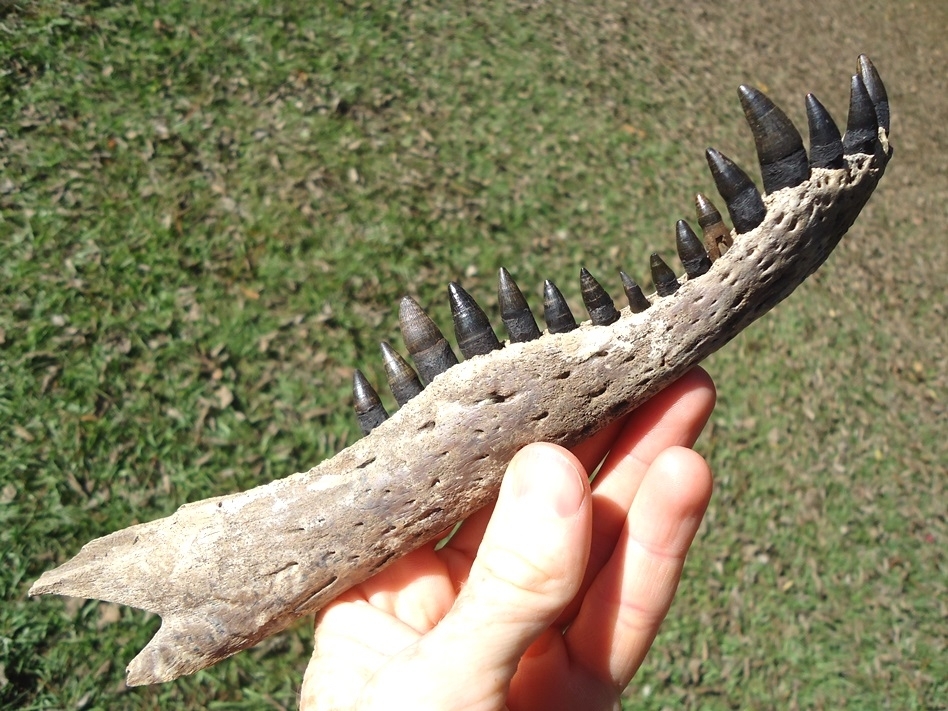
[514,447,585,518]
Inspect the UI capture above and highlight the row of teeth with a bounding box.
[352,55,889,435]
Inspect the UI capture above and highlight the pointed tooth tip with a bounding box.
[737,85,808,192]
[806,92,844,169]
[704,148,766,233]
[857,54,890,133]
[843,73,879,156]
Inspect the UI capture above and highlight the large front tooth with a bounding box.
[352,369,388,435]
[858,54,889,133]
[694,193,732,261]
[398,295,459,385]
[842,74,879,156]
[705,148,766,234]
[380,341,423,406]
[543,279,578,333]
[580,268,620,326]
[805,93,844,169]
[675,220,712,279]
[498,267,541,343]
[738,85,809,193]
[649,253,680,297]
[449,282,502,359]
[619,271,651,313]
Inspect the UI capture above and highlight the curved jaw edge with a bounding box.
[30,107,892,688]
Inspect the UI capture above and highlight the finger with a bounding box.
[445,415,630,566]
[303,601,422,710]
[555,368,715,625]
[447,369,712,567]
[357,443,593,709]
[565,446,713,689]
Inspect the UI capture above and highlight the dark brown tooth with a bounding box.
[675,220,712,279]
[352,369,388,435]
[858,54,889,133]
[380,341,423,406]
[694,193,732,260]
[620,271,651,313]
[543,280,578,333]
[398,295,458,385]
[579,268,620,326]
[705,148,766,234]
[738,85,809,193]
[842,74,878,156]
[805,93,844,169]
[650,253,679,297]
[448,282,502,359]
[498,267,541,343]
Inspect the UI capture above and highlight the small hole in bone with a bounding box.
[531,410,549,421]
[586,384,608,398]
[555,370,571,379]
[419,420,436,431]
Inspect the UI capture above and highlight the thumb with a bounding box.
[360,443,592,709]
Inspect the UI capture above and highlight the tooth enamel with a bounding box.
[738,84,810,193]
[543,279,578,333]
[380,341,423,406]
[498,267,542,343]
[580,267,620,326]
[399,295,458,384]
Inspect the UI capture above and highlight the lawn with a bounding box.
[2,1,945,709]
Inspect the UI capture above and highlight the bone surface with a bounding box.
[30,59,892,687]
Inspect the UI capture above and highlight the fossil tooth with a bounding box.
[842,74,878,156]
[694,193,732,261]
[352,369,388,435]
[498,267,541,343]
[398,295,459,385]
[619,271,651,313]
[858,54,889,133]
[705,147,766,234]
[543,279,578,333]
[675,220,712,279]
[738,84,810,193]
[580,267,620,326]
[449,282,502,359]
[805,93,844,169]
[380,341,423,406]
[649,253,680,297]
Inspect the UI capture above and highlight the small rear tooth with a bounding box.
[738,85,810,193]
[543,279,578,333]
[705,148,766,234]
[352,369,388,435]
[398,295,459,385]
[842,74,879,156]
[805,93,844,169]
[620,271,651,313]
[498,267,541,343]
[650,253,680,297]
[858,54,889,133]
[449,282,502,359]
[380,341,423,406]
[675,220,712,279]
[580,267,620,326]
[694,193,732,260]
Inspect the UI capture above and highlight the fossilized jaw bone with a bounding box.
[30,57,892,686]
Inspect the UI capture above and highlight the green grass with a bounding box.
[2,1,945,709]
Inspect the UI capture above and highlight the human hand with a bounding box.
[300,368,716,710]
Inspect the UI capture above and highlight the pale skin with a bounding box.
[301,368,716,710]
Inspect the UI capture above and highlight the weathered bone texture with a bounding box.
[30,65,892,686]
